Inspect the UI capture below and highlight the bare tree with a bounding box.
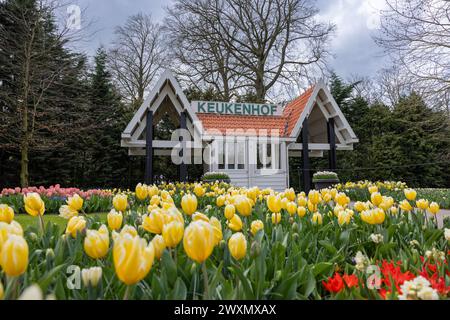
[165,1,247,101]
[374,0,450,111]
[165,0,334,102]
[109,13,165,109]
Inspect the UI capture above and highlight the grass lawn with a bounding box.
[15,213,108,231]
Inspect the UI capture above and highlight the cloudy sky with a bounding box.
[69,0,390,79]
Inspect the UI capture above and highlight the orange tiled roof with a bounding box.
[196,85,315,137]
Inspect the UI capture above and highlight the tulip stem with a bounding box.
[123,285,131,300]
[202,262,209,300]
[38,214,45,233]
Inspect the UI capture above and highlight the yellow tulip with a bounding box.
[181,194,197,216]
[429,202,440,215]
[160,190,173,202]
[192,212,210,222]
[224,204,236,220]
[312,212,323,225]
[162,221,184,248]
[271,212,281,224]
[370,192,383,207]
[216,196,226,207]
[338,209,353,226]
[151,235,166,260]
[353,201,367,212]
[284,188,296,201]
[147,185,159,197]
[183,220,215,263]
[379,196,394,211]
[307,200,317,213]
[308,190,321,205]
[66,216,86,238]
[0,222,22,253]
[361,208,385,225]
[0,235,28,277]
[227,214,243,232]
[113,194,128,212]
[194,184,206,197]
[250,220,264,236]
[150,195,160,206]
[209,217,223,246]
[107,209,123,231]
[113,234,155,285]
[142,210,166,234]
[368,186,378,194]
[23,193,45,217]
[135,183,148,201]
[404,189,417,201]
[322,193,332,203]
[335,192,350,207]
[416,199,429,210]
[84,225,109,259]
[399,200,413,212]
[0,204,14,223]
[286,202,297,216]
[246,187,259,202]
[228,232,247,260]
[267,195,282,213]
[67,194,83,211]
[297,206,307,218]
[297,196,307,207]
[117,225,138,238]
[234,195,252,217]
[59,205,78,220]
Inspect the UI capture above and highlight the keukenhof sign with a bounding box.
[192,101,282,116]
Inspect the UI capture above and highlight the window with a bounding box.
[214,138,246,170]
[257,142,280,170]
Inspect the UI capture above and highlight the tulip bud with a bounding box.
[224,204,236,220]
[292,233,299,241]
[292,222,299,232]
[113,234,155,285]
[113,194,128,212]
[81,267,102,288]
[275,270,282,281]
[162,221,184,248]
[183,220,215,263]
[0,235,29,277]
[151,235,166,260]
[28,232,38,242]
[271,212,281,225]
[23,193,45,217]
[228,232,247,260]
[135,183,148,201]
[250,241,261,258]
[429,202,440,215]
[84,225,110,259]
[67,194,84,212]
[250,220,264,236]
[107,210,123,231]
[181,194,198,216]
[65,216,86,238]
[0,204,14,223]
[46,248,55,261]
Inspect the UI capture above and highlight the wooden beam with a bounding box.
[179,111,187,182]
[145,111,153,185]
[301,121,311,193]
[327,118,337,170]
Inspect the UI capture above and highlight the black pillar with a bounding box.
[327,118,337,171]
[179,111,187,182]
[145,110,153,185]
[301,121,311,193]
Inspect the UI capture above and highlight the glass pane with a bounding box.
[218,139,224,170]
[237,141,245,169]
[227,141,235,169]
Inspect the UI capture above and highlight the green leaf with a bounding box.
[312,262,333,277]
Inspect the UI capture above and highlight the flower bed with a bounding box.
[0,182,448,300]
[336,181,450,209]
[0,185,113,214]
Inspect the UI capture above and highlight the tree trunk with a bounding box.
[20,135,29,187]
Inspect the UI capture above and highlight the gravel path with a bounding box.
[430,209,450,229]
